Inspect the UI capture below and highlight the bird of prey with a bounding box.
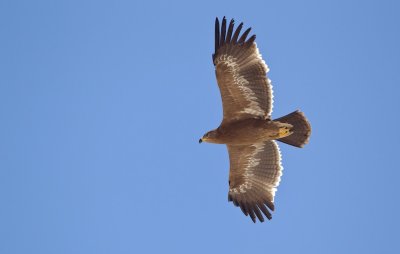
[199,17,311,223]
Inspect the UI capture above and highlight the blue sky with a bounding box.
[1,0,400,253]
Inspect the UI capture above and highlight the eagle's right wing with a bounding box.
[213,17,274,124]
[227,140,283,223]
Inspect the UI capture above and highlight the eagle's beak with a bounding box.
[199,138,203,144]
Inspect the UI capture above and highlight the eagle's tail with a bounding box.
[274,110,311,148]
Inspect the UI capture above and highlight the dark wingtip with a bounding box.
[264,200,275,211]
[231,22,243,44]
[246,34,256,46]
[258,203,272,220]
[220,16,227,47]
[253,206,265,222]
[238,27,252,44]
[215,17,220,58]
[226,19,235,44]
[248,209,256,223]
[213,17,257,64]
[239,205,249,216]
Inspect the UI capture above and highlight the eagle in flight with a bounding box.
[199,17,311,222]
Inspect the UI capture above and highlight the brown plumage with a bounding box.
[200,17,312,223]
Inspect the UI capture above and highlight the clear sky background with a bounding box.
[1,0,399,253]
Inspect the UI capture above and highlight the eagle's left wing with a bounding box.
[213,17,274,125]
[227,140,283,222]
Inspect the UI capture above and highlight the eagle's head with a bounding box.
[199,129,220,144]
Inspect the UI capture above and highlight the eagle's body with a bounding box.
[200,17,311,223]
[204,118,292,145]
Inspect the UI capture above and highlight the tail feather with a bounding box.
[274,110,311,148]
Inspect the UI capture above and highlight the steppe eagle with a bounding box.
[199,17,311,223]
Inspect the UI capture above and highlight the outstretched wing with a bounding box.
[227,141,283,223]
[213,17,274,124]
